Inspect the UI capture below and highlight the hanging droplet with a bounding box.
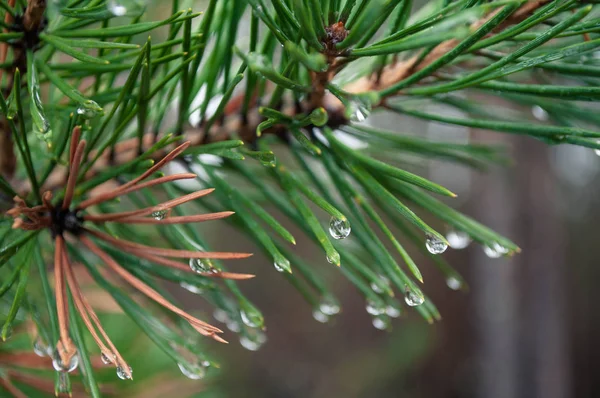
[329,217,351,240]
[180,281,204,294]
[385,302,402,318]
[33,337,49,357]
[366,298,386,316]
[425,234,448,254]
[370,275,390,294]
[101,352,114,365]
[483,243,509,259]
[239,330,267,351]
[189,257,212,273]
[240,304,264,329]
[151,209,167,221]
[273,258,290,273]
[213,309,229,323]
[594,139,600,156]
[318,295,340,315]
[258,151,276,167]
[226,320,241,333]
[116,365,133,380]
[345,92,379,123]
[404,286,425,307]
[531,105,549,122]
[107,0,145,17]
[446,230,471,250]
[52,351,79,373]
[372,314,391,331]
[76,100,102,120]
[446,276,462,291]
[309,107,329,127]
[178,361,206,380]
[326,250,341,265]
[312,309,330,323]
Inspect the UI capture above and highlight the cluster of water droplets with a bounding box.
[425,235,448,254]
[483,242,509,259]
[329,217,351,240]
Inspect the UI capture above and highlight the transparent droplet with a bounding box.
[309,107,328,126]
[240,304,264,329]
[483,243,509,259]
[151,209,167,221]
[52,351,79,373]
[312,309,329,323]
[178,361,206,380]
[425,235,448,254]
[594,139,600,156]
[239,330,267,351]
[404,287,425,307]
[258,151,276,167]
[226,320,241,333]
[446,276,462,291]
[189,257,212,273]
[329,217,351,240]
[531,105,549,121]
[326,250,340,265]
[372,314,391,331]
[101,352,114,365]
[366,297,386,316]
[345,92,379,122]
[318,295,340,315]
[116,365,133,380]
[370,275,390,294]
[107,0,145,17]
[76,100,102,120]
[385,303,401,318]
[180,281,204,294]
[446,230,471,250]
[33,337,49,357]
[213,309,229,323]
[273,258,290,273]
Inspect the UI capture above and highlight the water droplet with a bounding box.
[425,235,448,254]
[33,337,49,357]
[370,275,390,294]
[52,350,79,373]
[240,304,264,329]
[258,151,276,167]
[531,105,549,121]
[76,100,102,120]
[151,209,167,221]
[180,281,204,294]
[385,302,401,318]
[329,217,351,240]
[101,352,114,365]
[318,295,340,315]
[116,365,133,380]
[366,298,386,316]
[345,92,379,122]
[213,309,229,323]
[226,320,241,333]
[178,361,206,380]
[483,243,509,259]
[326,250,340,265]
[446,276,462,291]
[239,330,267,351]
[372,314,391,330]
[189,258,213,273]
[310,107,329,126]
[404,287,425,307]
[312,309,329,323]
[57,372,69,393]
[273,258,290,273]
[594,140,600,156]
[446,230,471,249]
[107,0,145,17]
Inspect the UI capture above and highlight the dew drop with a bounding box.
[329,217,351,240]
[370,275,390,294]
[76,100,102,120]
[446,230,471,249]
[189,257,212,273]
[107,0,145,17]
[101,352,114,365]
[180,281,204,294]
[178,361,206,380]
[116,365,133,380]
[226,320,241,333]
[309,107,329,127]
[531,105,549,122]
[425,235,448,254]
[326,250,341,265]
[52,351,79,373]
[594,140,600,156]
[33,337,49,357]
[312,309,330,323]
[385,302,401,318]
[404,287,425,307]
[318,295,340,315]
[446,276,462,291]
[273,258,290,273]
[240,305,264,329]
[372,314,391,331]
[483,243,509,259]
[366,298,386,316]
[213,309,229,323]
[239,330,267,351]
[151,209,167,221]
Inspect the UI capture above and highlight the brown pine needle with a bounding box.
[0,376,27,398]
[114,211,235,225]
[81,236,225,337]
[78,173,197,209]
[86,228,252,260]
[69,126,82,165]
[63,140,86,210]
[54,236,77,366]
